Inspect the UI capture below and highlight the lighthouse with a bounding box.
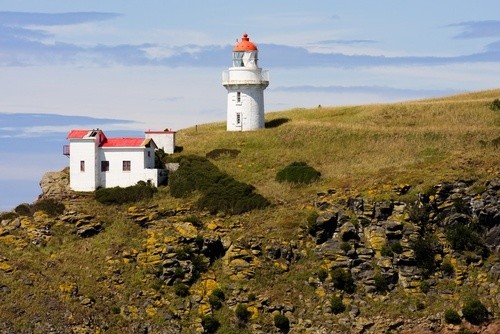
[222,33,269,131]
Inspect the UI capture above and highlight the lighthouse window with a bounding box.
[80,161,85,172]
[232,51,244,67]
[236,92,241,103]
[236,113,242,125]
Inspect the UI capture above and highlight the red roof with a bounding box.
[100,138,146,147]
[67,130,90,139]
[233,33,258,51]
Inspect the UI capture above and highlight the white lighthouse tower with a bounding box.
[222,33,269,131]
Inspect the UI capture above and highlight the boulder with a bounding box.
[39,168,71,199]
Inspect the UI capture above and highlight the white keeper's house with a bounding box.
[64,129,175,191]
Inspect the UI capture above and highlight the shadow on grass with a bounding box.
[265,118,290,129]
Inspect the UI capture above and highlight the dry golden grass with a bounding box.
[175,89,500,202]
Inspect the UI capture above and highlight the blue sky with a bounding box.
[1,0,499,210]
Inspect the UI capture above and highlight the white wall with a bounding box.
[145,132,176,154]
[226,86,265,131]
[69,138,98,191]
[98,147,157,188]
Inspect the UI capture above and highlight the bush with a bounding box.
[169,155,269,214]
[490,98,500,111]
[205,148,240,160]
[441,259,454,277]
[306,211,319,236]
[197,178,269,215]
[173,282,189,297]
[462,299,489,324]
[274,314,290,332]
[235,304,251,324]
[32,198,65,217]
[420,280,431,294]
[390,241,403,254]
[374,274,388,293]
[330,295,346,314]
[14,203,32,216]
[169,155,226,197]
[95,183,156,204]
[316,268,328,282]
[446,224,483,253]
[201,315,220,333]
[331,268,355,293]
[208,288,225,310]
[380,243,393,257]
[410,237,437,277]
[0,211,18,221]
[444,309,461,324]
[275,161,321,185]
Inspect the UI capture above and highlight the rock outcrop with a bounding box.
[39,167,71,200]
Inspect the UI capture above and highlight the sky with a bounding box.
[1,0,500,210]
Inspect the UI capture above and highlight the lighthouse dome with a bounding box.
[233,33,257,51]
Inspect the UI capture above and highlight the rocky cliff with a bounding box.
[1,174,499,333]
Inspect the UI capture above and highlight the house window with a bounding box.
[236,113,242,125]
[236,91,241,103]
[123,160,131,172]
[148,151,151,157]
[101,161,109,172]
[80,161,85,172]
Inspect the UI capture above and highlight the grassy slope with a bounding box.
[177,88,500,203]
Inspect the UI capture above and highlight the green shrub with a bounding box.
[407,203,430,234]
[173,282,189,297]
[390,241,403,254]
[32,198,65,217]
[420,280,431,294]
[446,224,483,253]
[331,268,355,293]
[235,304,251,324]
[441,259,454,277]
[184,215,203,228]
[208,288,225,310]
[0,211,18,221]
[490,98,500,111]
[201,315,220,333]
[274,314,290,332]
[380,243,393,257]
[197,178,269,215]
[340,242,351,253]
[95,183,156,204]
[275,161,321,184]
[111,306,121,314]
[317,268,328,282]
[330,295,346,314]
[410,237,437,277]
[169,155,269,214]
[374,274,388,293]
[444,309,461,324]
[306,211,319,236]
[205,148,240,160]
[462,299,489,324]
[169,155,225,197]
[14,203,32,216]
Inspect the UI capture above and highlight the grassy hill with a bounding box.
[178,88,500,201]
[0,89,499,333]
